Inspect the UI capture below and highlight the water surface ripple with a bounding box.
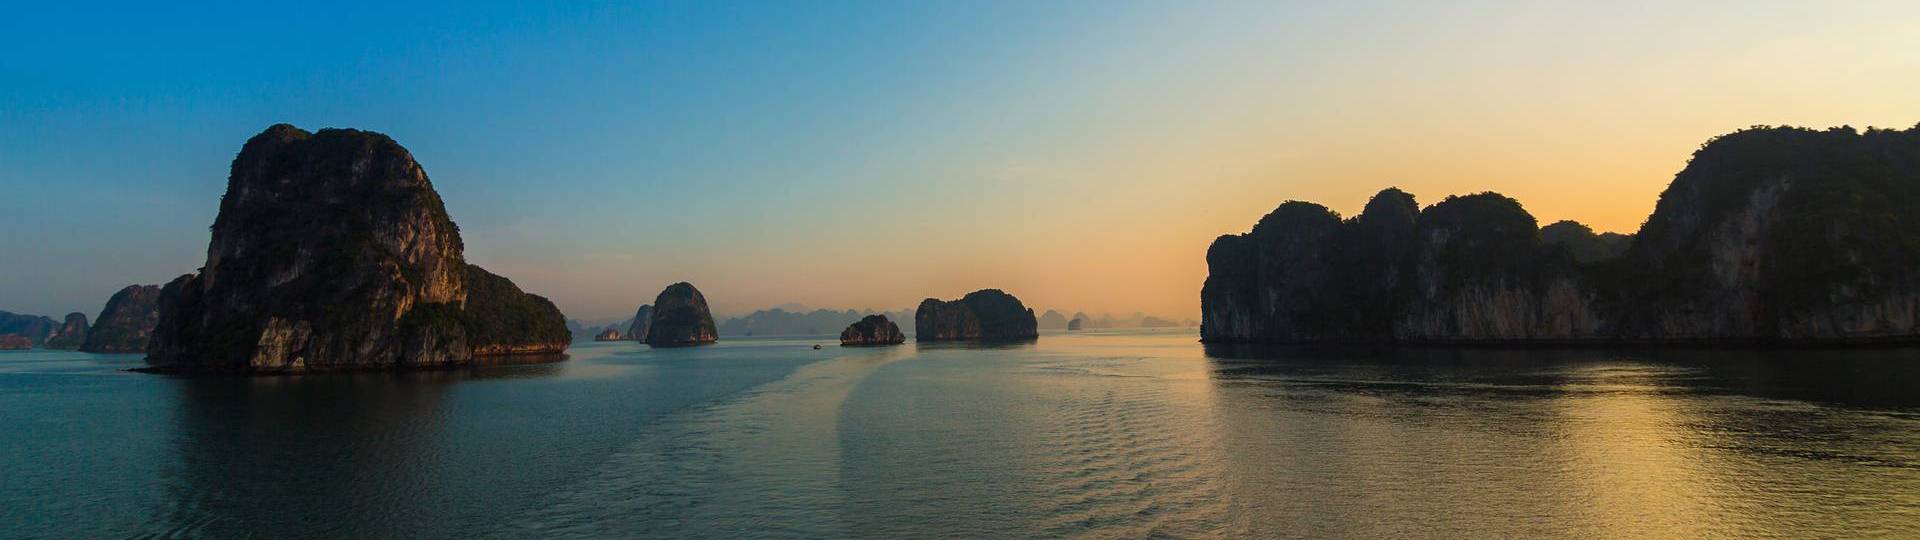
[1,331,1916,538]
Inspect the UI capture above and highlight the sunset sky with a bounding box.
[4,1,1918,320]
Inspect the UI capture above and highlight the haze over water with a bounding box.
[3,330,1915,538]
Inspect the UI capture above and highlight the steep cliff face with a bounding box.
[915,289,1038,341]
[80,285,162,353]
[1204,124,1920,344]
[915,298,980,340]
[1616,125,1920,342]
[1203,189,1436,342]
[626,305,653,342]
[43,313,89,350]
[840,314,906,346]
[1395,194,1605,341]
[146,124,568,373]
[645,283,717,347]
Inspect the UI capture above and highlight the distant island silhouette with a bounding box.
[1203,124,1920,344]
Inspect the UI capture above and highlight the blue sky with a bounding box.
[5,1,1918,319]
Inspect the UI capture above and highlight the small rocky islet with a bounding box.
[644,282,718,347]
[42,313,88,350]
[143,124,570,374]
[839,314,905,346]
[1203,124,1920,345]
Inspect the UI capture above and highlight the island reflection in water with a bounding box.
[1,332,1915,538]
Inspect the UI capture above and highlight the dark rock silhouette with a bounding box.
[1541,220,1631,263]
[1067,317,1084,331]
[81,285,161,353]
[840,314,906,346]
[594,328,623,341]
[625,305,653,342]
[915,289,1039,341]
[43,313,89,350]
[1204,124,1920,344]
[645,282,717,347]
[146,124,569,373]
[459,264,573,355]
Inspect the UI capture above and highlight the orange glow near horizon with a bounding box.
[7,2,1918,323]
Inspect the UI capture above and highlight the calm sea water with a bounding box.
[2,330,1917,538]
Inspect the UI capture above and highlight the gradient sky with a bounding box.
[3,1,1918,320]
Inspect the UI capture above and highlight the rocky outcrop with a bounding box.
[1202,189,1611,343]
[0,311,57,347]
[645,282,717,347]
[145,124,569,373]
[457,264,572,356]
[594,328,623,341]
[0,335,32,350]
[1541,220,1630,264]
[80,285,161,353]
[1204,124,1920,345]
[840,314,906,346]
[44,313,89,350]
[1067,318,1084,331]
[625,305,653,342]
[915,289,1039,341]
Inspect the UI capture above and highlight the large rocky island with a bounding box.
[145,124,570,373]
[915,289,1039,341]
[644,283,717,347]
[1203,124,1920,345]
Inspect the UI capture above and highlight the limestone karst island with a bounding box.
[143,125,570,373]
[1202,126,1920,345]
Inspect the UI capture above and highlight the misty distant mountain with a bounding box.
[567,317,635,340]
[1038,310,1070,330]
[0,310,58,347]
[718,307,914,337]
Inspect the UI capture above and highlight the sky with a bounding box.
[3,1,1918,321]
